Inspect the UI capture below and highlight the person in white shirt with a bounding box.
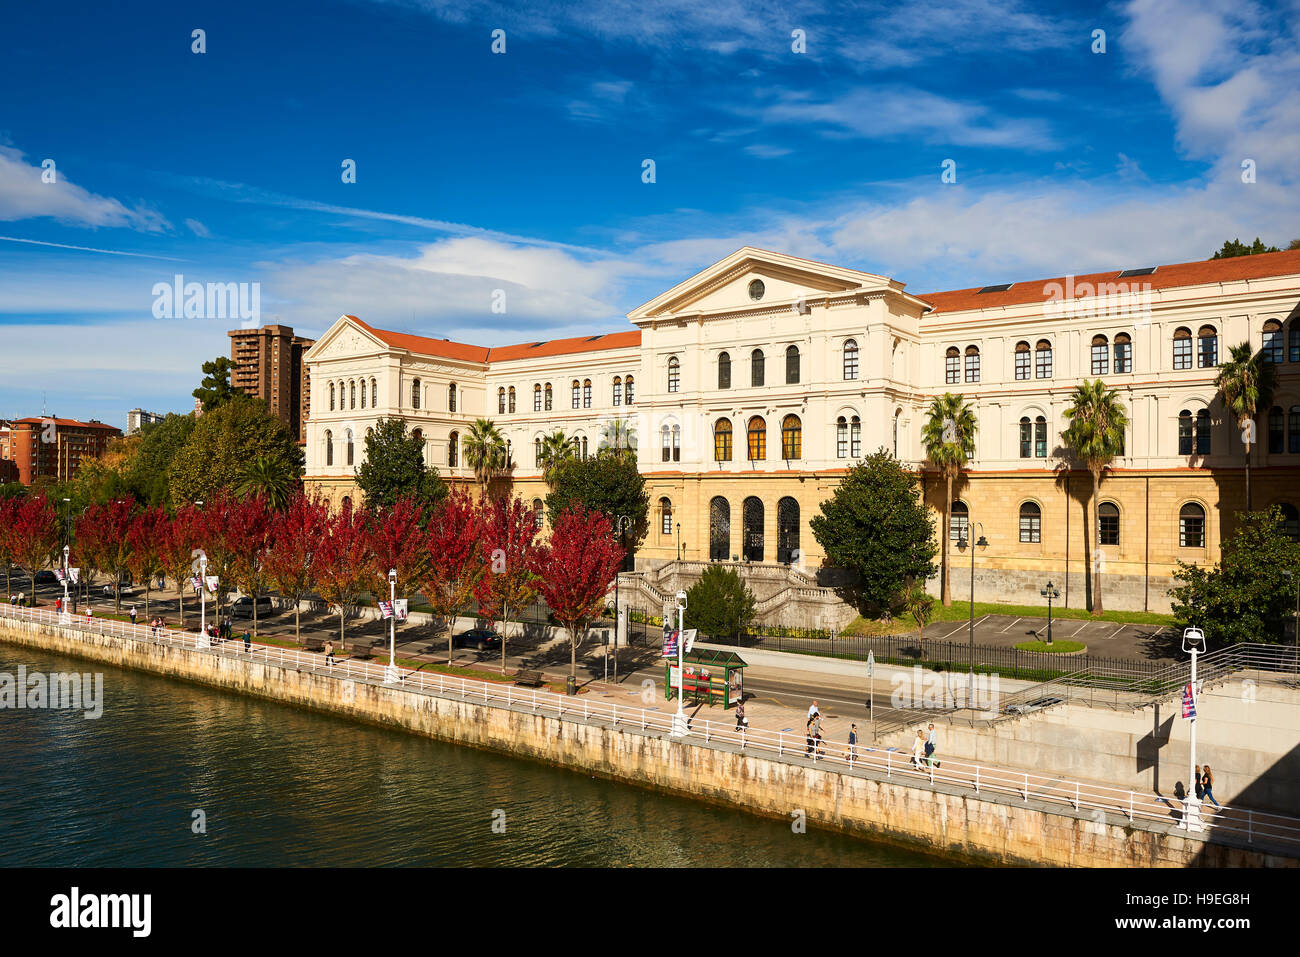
[925,723,938,768]
[807,700,820,720]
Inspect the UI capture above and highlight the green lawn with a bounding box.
[1014,640,1087,653]
[926,601,1174,627]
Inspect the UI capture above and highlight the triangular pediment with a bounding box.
[303,315,390,363]
[627,247,903,322]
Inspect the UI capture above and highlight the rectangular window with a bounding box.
[1019,421,1032,458]
[1180,515,1204,548]
[1035,420,1047,458]
[1196,415,1211,456]
[965,353,980,383]
[1198,335,1217,368]
[668,366,680,393]
[1269,415,1284,454]
[1019,514,1041,544]
[625,380,634,404]
[572,385,580,409]
[837,424,847,458]
[850,422,861,458]
[1036,347,1052,379]
[1091,344,1108,376]
[1114,341,1132,373]
[1099,513,1119,546]
[534,390,542,412]
[583,382,592,408]
[613,382,622,406]
[945,355,959,384]
[662,510,673,536]
[1173,337,1192,370]
[1015,350,1030,380]
[1290,328,1300,363]
[949,513,969,543]
[1263,330,1283,363]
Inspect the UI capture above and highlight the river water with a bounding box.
[0,645,943,867]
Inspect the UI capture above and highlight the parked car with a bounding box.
[231,595,274,619]
[454,628,501,651]
[34,570,57,584]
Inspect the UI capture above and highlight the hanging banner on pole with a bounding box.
[662,629,678,658]
[68,568,80,585]
[393,599,408,621]
[379,600,393,619]
[204,576,219,594]
[1181,682,1196,719]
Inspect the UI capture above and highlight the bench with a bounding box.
[513,668,545,687]
[303,637,325,653]
[347,641,374,659]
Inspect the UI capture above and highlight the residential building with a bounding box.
[126,408,165,435]
[227,324,315,442]
[0,417,123,485]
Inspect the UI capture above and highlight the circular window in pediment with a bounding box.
[748,279,765,301]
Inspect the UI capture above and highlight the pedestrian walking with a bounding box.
[911,729,926,770]
[1194,765,1204,800]
[807,699,820,721]
[734,696,746,732]
[55,597,62,614]
[324,639,335,667]
[925,723,939,768]
[242,630,251,653]
[1201,765,1221,809]
[129,606,137,626]
[809,714,825,760]
[805,715,816,757]
[848,724,858,765]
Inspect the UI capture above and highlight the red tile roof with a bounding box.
[918,249,1300,315]
[9,417,120,431]
[345,316,640,364]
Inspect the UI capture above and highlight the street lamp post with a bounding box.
[1285,570,1300,674]
[1040,580,1060,645]
[197,556,209,648]
[385,568,399,684]
[612,514,633,687]
[676,521,682,561]
[1181,626,1206,832]
[958,523,988,708]
[670,589,689,737]
[60,545,70,623]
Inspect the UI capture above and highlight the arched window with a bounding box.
[624,375,634,405]
[346,429,354,466]
[1035,416,1048,457]
[1019,417,1033,458]
[583,379,592,409]
[532,499,544,530]
[785,345,800,384]
[717,352,731,390]
[949,500,969,543]
[508,387,516,414]
[1179,503,1206,548]
[534,437,542,467]
[581,436,589,460]
[836,416,848,458]
[709,497,730,561]
[325,429,333,467]
[1198,325,1219,368]
[742,496,764,562]
[534,384,542,412]
[411,378,421,410]
[371,378,377,405]
[714,419,733,462]
[1014,340,1031,380]
[613,376,623,406]
[1269,406,1284,454]
[1035,339,1053,378]
[448,431,459,467]
[945,346,960,385]
[660,497,673,537]
[667,357,680,394]
[341,495,351,512]
[448,383,457,413]
[1291,406,1300,453]
[1263,319,1283,363]
[1178,410,1194,455]
[1019,501,1041,543]
[671,427,678,462]
[747,416,766,461]
[1173,327,1192,369]
[843,339,859,380]
[544,383,553,410]
[1098,501,1120,546]
[1091,334,1109,376]
[893,409,901,458]
[661,425,673,463]
[572,380,581,409]
[329,382,335,411]
[1196,409,1211,455]
[850,415,861,457]
[751,349,765,387]
[360,379,366,409]
[349,380,356,409]
[781,414,802,459]
[1278,503,1299,543]
[1114,332,1133,373]
[777,497,800,563]
[498,387,507,415]
[964,345,980,383]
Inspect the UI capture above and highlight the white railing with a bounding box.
[3,601,1299,854]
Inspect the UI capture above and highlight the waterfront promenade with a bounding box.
[2,602,1298,865]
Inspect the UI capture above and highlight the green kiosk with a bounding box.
[664,648,748,710]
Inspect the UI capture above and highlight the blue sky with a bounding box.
[1,0,1298,426]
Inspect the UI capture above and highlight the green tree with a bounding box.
[538,430,577,484]
[920,393,977,607]
[1215,342,1278,511]
[1288,239,1300,251]
[545,453,649,544]
[462,418,507,497]
[237,455,300,511]
[167,395,303,508]
[810,450,938,613]
[684,566,756,642]
[1210,237,1281,259]
[192,356,236,412]
[127,413,197,507]
[353,417,447,512]
[598,418,637,463]
[1061,379,1129,614]
[1170,508,1300,647]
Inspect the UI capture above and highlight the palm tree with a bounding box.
[1062,379,1128,615]
[900,582,935,661]
[921,394,977,607]
[462,418,507,498]
[598,417,637,462]
[538,430,577,484]
[1216,342,1278,511]
[237,455,296,511]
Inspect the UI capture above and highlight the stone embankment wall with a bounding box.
[0,618,1290,868]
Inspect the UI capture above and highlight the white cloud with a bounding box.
[0,147,169,231]
[744,143,793,158]
[185,218,211,238]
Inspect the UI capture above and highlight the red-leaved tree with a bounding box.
[365,496,429,647]
[158,504,203,629]
[418,487,484,665]
[0,497,19,601]
[536,506,625,684]
[193,490,242,626]
[83,499,136,612]
[224,495,272,638]
[474,495,542,673]
[126,506,168,619]
[314,501,373,648]
[11,494,59,607]
[265,492,331,642]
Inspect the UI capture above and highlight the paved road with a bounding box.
[918,613,1180,661]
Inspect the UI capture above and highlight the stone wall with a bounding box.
[0,617,1292,868]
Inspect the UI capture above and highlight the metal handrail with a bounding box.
[3,603,1298,852]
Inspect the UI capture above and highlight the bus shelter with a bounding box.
[664,649,748,710]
